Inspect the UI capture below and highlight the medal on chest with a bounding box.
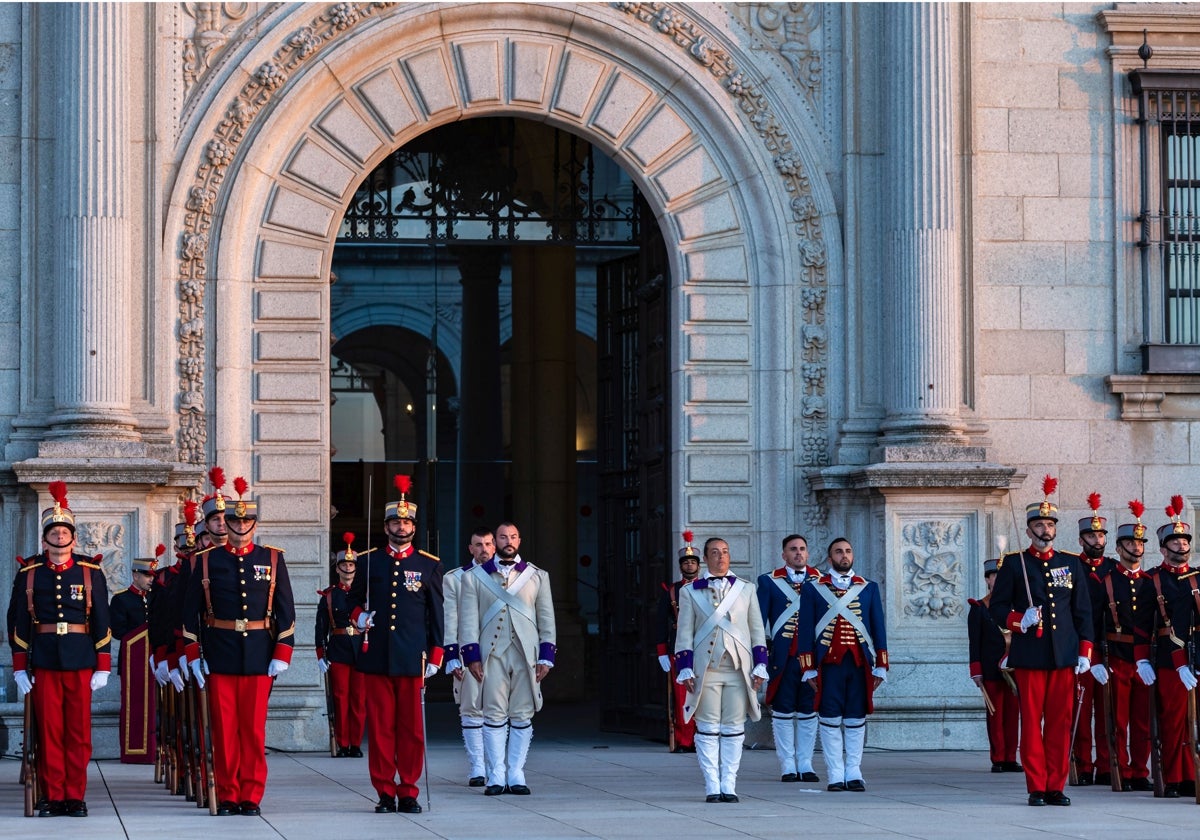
[404,570,423,592]
[1048,566,1072,589]
[252,564,272,582]
[70,584,84,601]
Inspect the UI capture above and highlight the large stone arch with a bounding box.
[164,2,838,597]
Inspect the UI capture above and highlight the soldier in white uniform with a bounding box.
[675,536,769,802]
[442,527,494,786]
[459,522,556,796]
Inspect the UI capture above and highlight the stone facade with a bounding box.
[1,2,1199,753]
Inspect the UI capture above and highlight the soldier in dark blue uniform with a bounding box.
[757,533,820,782]
[1072,493,1115,786]
[989,476,1093,806]
[967,556,1020,773]
[110,546,163,765]
[350,475,444,815]
[10,481,112,817]
[316,532,368,757]
[182,476,296,816]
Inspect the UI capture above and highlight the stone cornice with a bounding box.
[807,463,1019,493]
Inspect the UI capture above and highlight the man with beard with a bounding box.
[757,533,820,782]
[460,521,556,797]
[1072,493,1115,786]
[797,537,888,793]
[1142,496,1199,798]
[443,527,495,785]
[351,475,444,814]
[656,531,702,753]
[315,533,368,758]
[990,476,1093,807]
[110,546,164,765]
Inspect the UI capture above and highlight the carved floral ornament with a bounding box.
[901,520,965,621]
[175,2,831,540]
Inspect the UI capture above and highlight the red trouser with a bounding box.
[1015,667,1074,793]
[33,669,92,801]
[983,679,1019,763]
[1071,671,1109,774]
[363,673,424,799]
[1105,659,1151,780]
[1156,667,1197,785]
[670,668,695,748]
[207,674,272,805]
[330,662,366,748]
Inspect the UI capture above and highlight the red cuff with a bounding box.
[1134,644,1150,661]
[428,646,444,669]
[969,661,982,679]
[184,641,200,663]
[350,606,363,623]
[656,642,668,657]
[13,651,27,671]
[798,652,814,671]
[96,652,112,672]
[1006,611,1023,633]
[271,643,294,665]
[1078,641,1093,662]
[1173,647,1188,669]
[876,650,889,669]
[315,646,325,660]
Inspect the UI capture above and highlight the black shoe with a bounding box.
[217,800,240,816]
[64,799,87,817]
[508,784,531,795]
[1180,780,1196,797]
[827,782,846,792]
[37,800,64,817]
[781,773,799,783]
[1120,780,1133,792]
[705,794,721,803]
[1092,772,1108,787]
[1072,770,1094,786]
[1027,792,1045,806]
[1165,783,1181,798]
[349,746,363,758]
[846,779,866,792]
[719,793,739,803]
[1002,761,1024,773]
[484,784,505,796]
[396,796,422,814]
[1129,777,1152,792]
[991,762,1005,773]
[374,795,397,813]
[239,801,261,816]
[679,745,696,753]
[336,746,350,757]
[468,776,486,787]
[801,771,820,782]
[1045,791,1071,806]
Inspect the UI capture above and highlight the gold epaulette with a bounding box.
[997,551,1019,571]
[1180,569,1200,580]
[18,561,42,572]
[80,561,102,570]
[192,545,217,556]
[262,544,285,552]
[419,549,440,563]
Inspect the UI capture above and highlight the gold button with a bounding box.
[243,605,249,611]
[390,625,395,631]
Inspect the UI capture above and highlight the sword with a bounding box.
[421,651,431,812]
[1067,678,1086,786]
[362,474,373,654]
[1008,493,1042,637]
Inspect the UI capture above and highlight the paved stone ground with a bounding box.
[4,701,1199,838]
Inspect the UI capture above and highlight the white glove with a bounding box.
[317,657,330,675]
[751,664,769,681]
[658,654,672,672]
[179,659,190,681]
[153,659,170,686]
[801,669,819,683]
[971,674,983,687]
[149,654,157,674]
[999,655,1008,670]
[1137,659,1156,686]
[424,663,439,679]
[1178,665,1198,691]
[90,670,109,691]
[445,658,462,674]
[189,658,206,690]
[1075,656,1090,675]
[169,668,185,693]
[675,667,695,684]
[1090,664,1109,685]
[14,670,33,697]
[871,666,888,682]
[355,611,375,631]
[1019,607,1041,633]
[268,658,289,678]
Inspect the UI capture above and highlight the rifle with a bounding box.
[163,680,177,793]
[154,682,164,784]
[21,691,40,818]
[180,679,196,802]
[1189,637,1200,805]
[195,666,218,815]
[1150,625,1165,797]
[1067,679,1086,786]
[1101,641,1121,791]
[324,668,338,757]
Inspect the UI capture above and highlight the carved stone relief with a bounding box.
[729,3,823,109]
[182,2,252,97]
[901,519,966,620]
[76,520,127,595]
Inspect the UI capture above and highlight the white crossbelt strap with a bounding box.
[770,576,803,639]
[813,582,875,661]
[692,579,752,655]
[473,564,537,629]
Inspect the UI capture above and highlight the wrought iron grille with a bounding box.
[339,118,641,245]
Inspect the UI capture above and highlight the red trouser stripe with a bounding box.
[32,669,92,801]
[983,679,1019,763]
[207,674,272,805]
[330,662,366,748]
[363,673,424,800]
[1015,667,1074,793]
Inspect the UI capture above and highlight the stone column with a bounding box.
[46,2,139,441]
[880,2,965,446]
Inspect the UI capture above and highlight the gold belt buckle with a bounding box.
[234,618,247,632]
[56,621,69,635]
[347,626,357,636]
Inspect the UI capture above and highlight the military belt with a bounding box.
[331,627,359,636]
[36,622,87,635]
[1105,632,1134,644]
[205,617,269,632]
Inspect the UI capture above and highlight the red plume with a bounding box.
[1128,499,1145,519]
[342,531,356,547]
[1041,475,1058,498]
[1166,504,1177,519]
[183,499,199,525]
[233,476,249,497]
[48,480,69,508]
[394,474,412,495]
[155,543,166,558]
[15,555,23,568]
[208,467,226,490]
[682,529,694,544]
[1087,492,1101,512]
[1172,495,1185,518]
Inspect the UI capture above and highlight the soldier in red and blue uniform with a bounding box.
[967,556,1021,773]
[182,476,295,816]
[757,533,820,782]
[990,477,1093,807]
[655,530,700,753]
[1141,496,1199,798]
[110,546,164,765]
[350,475,444,815]
[316,532,367,758]
[10,481,112,817]
[1072,494,1115,786]
[797,536,888,793]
